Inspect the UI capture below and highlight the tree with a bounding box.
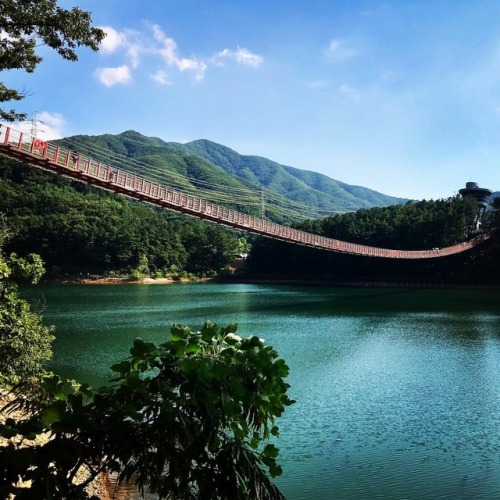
[492,197,500,228]
[1,322,294,499]
[248,196,482,281]
[0,0,105,121]
[0,234,54,385]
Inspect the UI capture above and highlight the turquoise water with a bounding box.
[28,284,500,499]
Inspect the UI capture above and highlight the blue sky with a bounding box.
[3,0,500,199]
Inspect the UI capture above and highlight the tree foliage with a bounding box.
[0,322,293,499]
[169,138,407,215]
[0,235,53,385]
[0,0,105,121]
[56,130,408,222]
[0,159,246,278]
[310,197,478,249]
[247,196,491,282]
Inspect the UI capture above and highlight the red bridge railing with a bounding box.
[0,126,490,259]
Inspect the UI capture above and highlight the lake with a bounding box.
[27,283,500,499]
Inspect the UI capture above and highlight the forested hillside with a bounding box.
[171,138,407,211]
[0,137,497,283]
[55,130,406,222]
[0,157,248,278]
[247,196,500,283]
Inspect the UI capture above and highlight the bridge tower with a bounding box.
[459,181,492,230]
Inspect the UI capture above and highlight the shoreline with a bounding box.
[44,275,500,289]
[49,276,209,285]
[227,276,500,289]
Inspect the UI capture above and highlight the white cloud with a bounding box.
[2,111,66,140]
[151,70,172,86]
[95,65,132,87]
[215,47,263,67]
[99,26,126,53]
[125,42,142,69]
[96,23,262,86]
[37,111,65,138]
[326,38,362,62]
[153,25,207,80]
[340,84,361,101]
[99,26,141,69]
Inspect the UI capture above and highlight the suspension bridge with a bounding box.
[0,126,490,259]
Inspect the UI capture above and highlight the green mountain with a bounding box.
[169,138,406,212]
[58,130,406,223]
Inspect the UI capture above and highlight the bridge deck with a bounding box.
[0,126,489,259]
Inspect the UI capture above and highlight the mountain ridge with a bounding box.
[58,130,407,223]
[168,137,407,211]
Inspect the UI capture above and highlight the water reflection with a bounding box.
[25,283,500,500]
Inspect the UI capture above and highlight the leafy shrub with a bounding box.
[1,322,294,499]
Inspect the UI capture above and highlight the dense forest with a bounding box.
[247,196,500,284]
[55,130,406,222]
[0,157,249,279]
[0,152,498,283]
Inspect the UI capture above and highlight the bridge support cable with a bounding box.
[0,126,490,259]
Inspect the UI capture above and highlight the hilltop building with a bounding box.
[459,181,492,230]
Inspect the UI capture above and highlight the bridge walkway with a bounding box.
[0,126,489,259]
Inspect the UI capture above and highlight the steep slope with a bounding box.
[57,131,407,222]
[168,139,407,212]
[56,131,264,218]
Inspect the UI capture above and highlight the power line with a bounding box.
[60,136,328,221]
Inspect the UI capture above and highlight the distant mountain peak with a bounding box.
[58,132,407,222]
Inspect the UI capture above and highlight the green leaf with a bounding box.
[170,325,189,341]
[130,338,156,357]
[0,322,292,499]
[262,443,279,459]
[41,401,66,426]
[111,360,131,374]
[124,370,144,389]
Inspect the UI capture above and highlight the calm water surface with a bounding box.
[28,283,500,499]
